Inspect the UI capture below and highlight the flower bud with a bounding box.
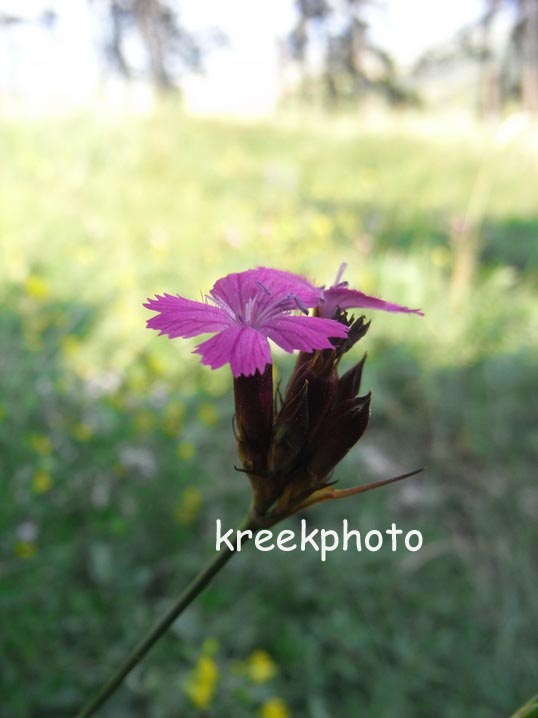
[306,392,371,481]
[269,379,309,476]
[335,354,366,403]
[233,364,273,475]
[284,349,338,440]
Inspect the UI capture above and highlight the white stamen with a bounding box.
[334,263,348,285]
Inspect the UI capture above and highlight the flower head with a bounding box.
[317,263,424,319]
[145,264,423,525]
[144,268,347,377]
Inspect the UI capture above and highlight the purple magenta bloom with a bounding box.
[144,268,348,377]
[317,263,424,319]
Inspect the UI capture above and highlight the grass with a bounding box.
[1,108,537,718]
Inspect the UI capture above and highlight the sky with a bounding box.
[0,0,488,115]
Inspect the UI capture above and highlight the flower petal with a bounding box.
[211,267,321,314]
[194,326,271,377]
[252,267,322,306]
[319,287,424,318]
[265,315,348,353]
[144,293,231,338]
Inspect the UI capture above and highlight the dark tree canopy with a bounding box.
[286,0,415,107]
[94,0,204,91]
[413,0,538,115]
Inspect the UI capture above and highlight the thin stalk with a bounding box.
[76,512,257,718]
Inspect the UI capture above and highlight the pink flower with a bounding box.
[317,263,424,319]
[144,268,348,377]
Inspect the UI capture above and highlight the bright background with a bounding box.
[1,2,537,717]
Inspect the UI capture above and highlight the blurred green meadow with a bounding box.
[1,109,537,718]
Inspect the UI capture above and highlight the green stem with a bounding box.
[76,512,257,718]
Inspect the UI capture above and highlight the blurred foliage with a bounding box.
[0,109,537,718]
[512,695,538,718]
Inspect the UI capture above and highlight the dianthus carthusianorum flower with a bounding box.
[144,267,348,377]
[145,264,423,522]
[144,265,422,377]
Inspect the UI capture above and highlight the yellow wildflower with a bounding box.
[133,410,156,434]
[25,274,50,301]
[14,541,37,559]
[174,487,202,526]
[185,656,219,709]
[61,335,82,357]
[431,245,451,267]
[30,434,53,456]
[32,469,52,494]
[147,353,166,376]
[177,441,195,461]
[162,402,185,436]
[246,650,278,684]
[197,403,218,427]
[260,697,290,718]
[72,422,93,442]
